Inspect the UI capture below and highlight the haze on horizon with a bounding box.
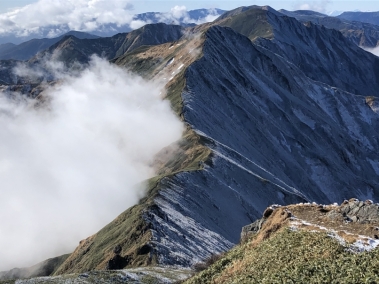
[0,0,378,37]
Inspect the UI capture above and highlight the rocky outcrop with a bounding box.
[242,199,379,241]
[328,198,379,223]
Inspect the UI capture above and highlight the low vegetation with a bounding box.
[186,228,379,283]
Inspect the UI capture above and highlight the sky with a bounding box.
[1,0,379,15]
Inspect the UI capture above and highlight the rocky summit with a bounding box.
[0,4,379,283]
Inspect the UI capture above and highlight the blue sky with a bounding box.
[1,0,379,14]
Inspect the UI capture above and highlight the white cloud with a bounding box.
[0,0,135,36]
[293,0,332,13]
[362,46,379,57]
[129,19,151,30]
[0,56,183,270]
[171,5,188,19]
[157,6,221,25]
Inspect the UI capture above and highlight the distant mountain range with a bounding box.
[0,8,225,46]
[3,8,379,63]
[280,10,379,47]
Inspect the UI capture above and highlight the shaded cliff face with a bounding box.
[2,5,379,277]
[280,10,379,48]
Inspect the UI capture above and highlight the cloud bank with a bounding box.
[0,0,221,39]
[0,0,135,36]
[0,56,183,270]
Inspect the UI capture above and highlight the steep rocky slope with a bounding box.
[1,5,379,280]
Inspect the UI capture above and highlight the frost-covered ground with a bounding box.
[8,267,191,284]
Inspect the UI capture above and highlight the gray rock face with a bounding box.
[241,219,266,240]
[328,199,379,223]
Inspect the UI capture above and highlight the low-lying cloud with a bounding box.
[362,46,379,57]
[164,6,221,25]
[0,56,183,271]
[293,0,332,13]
